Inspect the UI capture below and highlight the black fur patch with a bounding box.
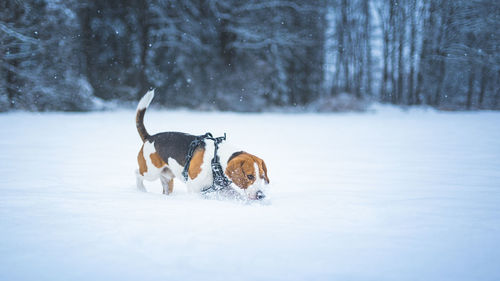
[227,151,245,164]
[150,132,205,166]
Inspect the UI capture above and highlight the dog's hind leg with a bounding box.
[160,168,175,195]
[161,177,174,195]
[136,169,147,192]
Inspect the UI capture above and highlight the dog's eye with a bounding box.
[247,174,255,181]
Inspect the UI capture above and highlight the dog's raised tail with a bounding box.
[136,89,155,142]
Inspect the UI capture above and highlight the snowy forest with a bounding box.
[2,2,500,279]
[1,0,499,112]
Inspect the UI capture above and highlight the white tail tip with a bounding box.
[137,89,155,110]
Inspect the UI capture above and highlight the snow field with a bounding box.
[1,107,500,281]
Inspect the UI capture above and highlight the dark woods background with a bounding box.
[1,0,499,112]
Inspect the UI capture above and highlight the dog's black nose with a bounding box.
[255,191,265,200]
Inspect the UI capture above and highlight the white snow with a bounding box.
[1,107,500,281]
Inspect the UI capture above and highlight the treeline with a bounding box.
[1,0,499,112]
[328,0,500,109]
[0,0,324,111]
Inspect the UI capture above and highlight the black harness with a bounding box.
[182,132,232,193]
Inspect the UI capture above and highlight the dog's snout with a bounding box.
[255,190,265,200]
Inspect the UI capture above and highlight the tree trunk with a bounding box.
[80,3,92,83]
[363,0,372,97]
[478,66,488,108]
[397,1,406,104]
[433,1,451,107]
[381,21,389,102]
[356,50,363,99]
[466,67,475,110]
[5,53,18,108]
[415,0,433,105]
[408,0,417,105]
[390,0,397,104]
[341,0,350,93]
[434,60,446,107]
[494,70,500,109]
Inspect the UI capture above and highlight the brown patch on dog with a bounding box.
[225,152,269,189]
[150,152,166,168]
[188,148,205,180]
[137,145,147,176]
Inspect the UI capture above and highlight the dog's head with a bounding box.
[225,152,270,200]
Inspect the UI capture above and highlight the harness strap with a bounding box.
[182,133,212,181]
[202,133,232,193]
[182,133,233,193]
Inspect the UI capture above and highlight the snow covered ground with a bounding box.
[1,107,500,281]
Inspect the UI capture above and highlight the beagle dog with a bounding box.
[135,90,270,200]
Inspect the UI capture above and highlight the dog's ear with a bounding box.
[259,159,270,184]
